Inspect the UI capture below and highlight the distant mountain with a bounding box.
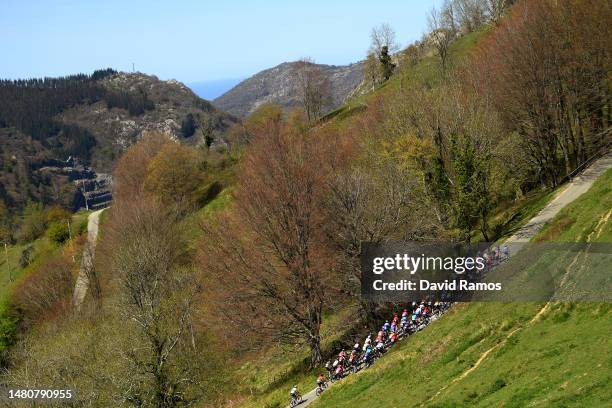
[0,70,236,212]
[188,77,245,100]
[58,72,236,171]
[213,61,364,118]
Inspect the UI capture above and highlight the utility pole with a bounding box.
[82,179,89,211]
[4,242,10,282]
[68,219,75,262]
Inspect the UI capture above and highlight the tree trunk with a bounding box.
[307,332,323,367]
[481,215,491,242]
[359,298,380,330]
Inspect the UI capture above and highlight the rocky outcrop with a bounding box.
[213,61,364,117]
[37,157,112,210]
[59,72,237,171]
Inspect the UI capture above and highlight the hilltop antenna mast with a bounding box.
[132,62,135,72]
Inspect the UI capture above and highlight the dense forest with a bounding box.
[0,68,155,162]
[0,68,158,216]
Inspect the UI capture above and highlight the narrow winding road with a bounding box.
[506,152,612,250]
[289,152,612,408]
[72,208,105,310]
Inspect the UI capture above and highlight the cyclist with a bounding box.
[334,364,344,380]
[317,373,326,388]
[316,374,327,396]
[290,385,301,405]
[325,360,333,378]
[382,320,391,333]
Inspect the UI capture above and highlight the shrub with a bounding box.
[491,378,507,392]
[16,202,47,243]
[48,222,70,245]
[144,142,203,210]
[12,254,73,327]
[78,219,88,235]
[46,206,71,224]
[18,245,33,268]
[0,304,18,359]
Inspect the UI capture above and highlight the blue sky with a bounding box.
[1,0,438,84]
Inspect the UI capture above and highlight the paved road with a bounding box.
[287,152,612,408]
[505,152,612,252]
[72,208,105,310]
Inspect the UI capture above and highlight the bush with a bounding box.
[16,203,47,243]
[46,206,71,224]
[19,245,33,268]
[48,222,70,245]
[78,219,88,235]
[12,254,73,327]
[144,142,203,210]
[0,304,18,357]
[491,378,507,392]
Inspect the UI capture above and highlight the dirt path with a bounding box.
[294,152,612,408]
[72,208,105,310]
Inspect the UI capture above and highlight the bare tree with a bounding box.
[292,58,332,124]
[369,23,399,56]
[454,0,487,32]
[200,120,352,366]
[364,52,383,91]
[428,3,458,74]
[368,23,399,82]
[485,0,514,23]
[109,199,204,407]
[471,0,611,187]
[324,160,424,327]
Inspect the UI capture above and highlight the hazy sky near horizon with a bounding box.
[1,0,439,83]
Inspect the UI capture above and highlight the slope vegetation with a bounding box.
[311,169,612,408]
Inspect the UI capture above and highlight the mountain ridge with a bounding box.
[0,70,236,212]
[213,61,364,117]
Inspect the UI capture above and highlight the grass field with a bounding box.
[309,170,612,407]
[0,210,90,352]
[323,29,486,126]
[233,305,360,408]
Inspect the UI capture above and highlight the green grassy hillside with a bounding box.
[0,210,89,353]
[228,27,582,408]
[311,170,612,408]
[323,29,486,125]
